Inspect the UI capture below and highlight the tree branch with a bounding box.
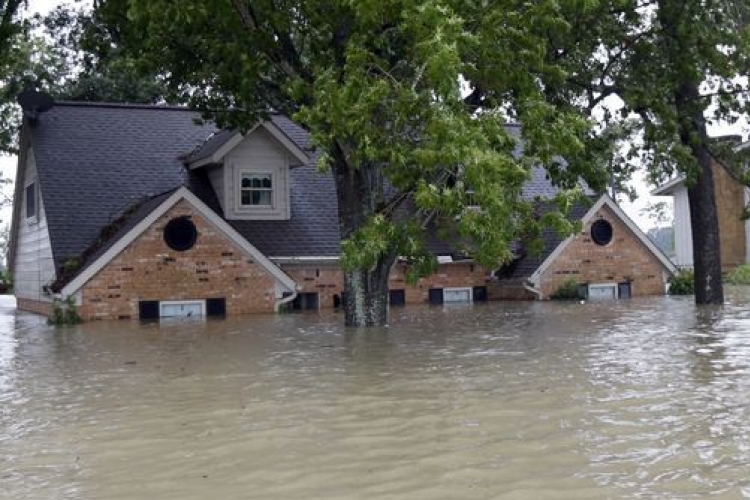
[230,0,311,82]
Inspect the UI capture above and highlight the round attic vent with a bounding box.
[164,216,197,252]
[590,219,613,246]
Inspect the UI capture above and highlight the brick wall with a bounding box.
[16,297,53,316]
[55,199,672,321]
[281,261,492,309]
[389,262,491,303]
[282,263,343,309]
[713,160,746,271]
[487,278,536,300]
[78,200,279,320]
[539,204,668,298]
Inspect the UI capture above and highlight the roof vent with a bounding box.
[17,89,54,123]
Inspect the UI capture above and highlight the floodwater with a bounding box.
[3,293,750,500]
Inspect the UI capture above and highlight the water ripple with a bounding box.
[4,294,750,498]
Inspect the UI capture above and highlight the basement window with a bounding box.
[389,289,406,307]
[291,292,319,311]
[587,283,617,301]
[159,300,206,319]
[443,287,472,303]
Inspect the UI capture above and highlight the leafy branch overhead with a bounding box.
[116,0,607,272]
[544,0,750,305]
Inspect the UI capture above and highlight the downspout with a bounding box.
[274,287,299,312]
[524,279,543,300]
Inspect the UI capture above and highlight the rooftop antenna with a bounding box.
[17,89,54,124]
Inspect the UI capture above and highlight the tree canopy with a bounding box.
[544,0,750,303]
[95,0,613,325]
[0,3,165,155]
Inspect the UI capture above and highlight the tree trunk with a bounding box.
[343,262,392,327]
[332,143,396,327]
[676,81,724,304]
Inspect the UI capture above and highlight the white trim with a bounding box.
[734,140,750,152]
[235,168,277,210]
[189,131,245,169]
[188,122,309,169]
[271,256,340,263]
[159,299,206,318]
[443,286,473,303]
[262,122,309,166]
[651,176,685,196]
[587,282,618,301]
[529,194,678,287]
[60,186,298,296]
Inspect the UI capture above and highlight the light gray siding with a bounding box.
[12,149,56,301]
[207,165,226,213]
[222,127,291,220]
[672,186,694,269]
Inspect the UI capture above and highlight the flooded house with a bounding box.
[652,139,750,272]
[9,94,676,321]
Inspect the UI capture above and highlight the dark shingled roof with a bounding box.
[31,101,593,281]
[219,154,341,257]
[497,201,593,280]
[185,129,237,164]
[32,102,214,270]
[31,102,335,272]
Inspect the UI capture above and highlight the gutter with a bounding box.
[271,256,340,264]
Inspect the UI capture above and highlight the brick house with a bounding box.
[652,142,750,272]
[9,96,676,321]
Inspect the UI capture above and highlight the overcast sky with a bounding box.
[2,0,748,230]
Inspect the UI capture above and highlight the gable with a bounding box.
[61,188,297,297]
[11,146,57,301]
[30,103,215,271]
[76,198,291,319]
[530,196,677,284]
[219,127,292,220]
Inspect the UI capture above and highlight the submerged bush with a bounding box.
[725,264,750,285]
[668,271,694,295]
[49,296,82,325]
[550,279,586,300]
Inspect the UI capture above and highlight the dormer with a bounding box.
[186,121,309,220]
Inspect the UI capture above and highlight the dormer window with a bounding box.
[241,173,273,206]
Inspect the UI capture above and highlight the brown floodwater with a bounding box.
[2,292,750,499]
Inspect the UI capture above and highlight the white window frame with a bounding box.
[587,283,618,301]
[159,300,206,319]
[25,181,38,222]
[443,287,473,303]
[236,169,275,210]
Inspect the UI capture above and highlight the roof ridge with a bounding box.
[52,100,196,111]
[52,100,291,117]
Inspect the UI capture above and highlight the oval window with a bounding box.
[590,219,613,246]
[163,216,197,252]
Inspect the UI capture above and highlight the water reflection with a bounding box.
[3,294,750,498]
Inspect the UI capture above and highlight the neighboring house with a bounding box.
[652,142,750,271]
[9,97,676,321]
